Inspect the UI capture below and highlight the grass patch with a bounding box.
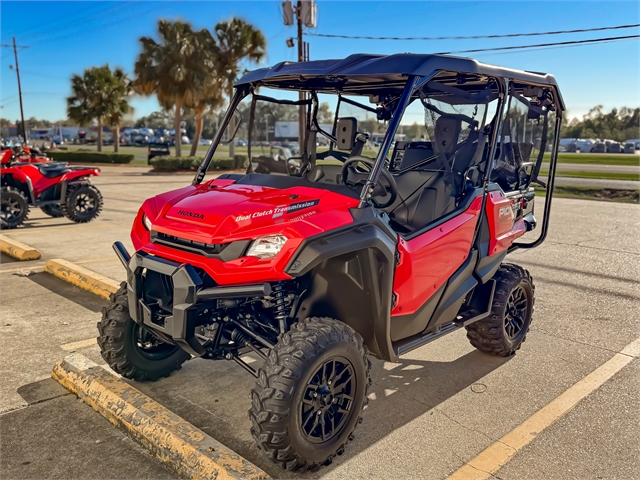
[546,153,639,166]
[536,185,639,204]
[542,170,639,181]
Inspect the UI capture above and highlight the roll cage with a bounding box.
[193,53,564,250]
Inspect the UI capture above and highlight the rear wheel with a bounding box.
[465,263,534,356]
[97,282,190,381]
[250,317,371,471]
[62,183,103,223]
[0,186,29,229]
[40,204,64,218]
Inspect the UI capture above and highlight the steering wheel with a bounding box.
[341,156,398,208]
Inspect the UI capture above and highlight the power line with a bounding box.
[435,34,640,55]
[15,2,118,40]
[28,1,181,46]
[305,23,640,41]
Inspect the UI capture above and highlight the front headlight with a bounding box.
[142,214,153,231]
[246,235,287,259]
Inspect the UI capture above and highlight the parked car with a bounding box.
[623,142,636,154]
[181,136,191,145]
[590,142,606,153]
[147,143,170,164]
[605,141,621,154]
[574,138,597,153]
[235,139,247,147]
[199,139,212,146]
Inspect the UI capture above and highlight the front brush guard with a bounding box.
[114,242,205,357]
[113,242,272,357]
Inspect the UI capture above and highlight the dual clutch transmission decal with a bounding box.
[235,199,320,222]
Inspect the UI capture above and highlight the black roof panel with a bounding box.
[237,53,558,87]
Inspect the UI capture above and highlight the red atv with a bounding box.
[98,54,563,470]
[0,149,103,228]
[1,146,52,164]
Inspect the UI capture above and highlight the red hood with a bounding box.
[146,180,358,244]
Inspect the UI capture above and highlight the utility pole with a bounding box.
[283,1,315,147]
[296,0,305,146]
[12,37,28,144]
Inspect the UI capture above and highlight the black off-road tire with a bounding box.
[97,282,190,381]
[250,317,372,472]
[62,183,103,223]
[0,186,29,229]
[40,204,64,218]
[466,263,535,357]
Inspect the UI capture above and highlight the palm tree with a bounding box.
[67,65,130,152]
[105,68,132,153]
[181,29,223,156]
[134,20,209,157]
[213,18,266,158]
[67,73,95,143]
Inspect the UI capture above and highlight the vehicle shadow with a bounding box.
[130,346,510,479]
[1,253,21,264]
[19,219,72,230]
[27,272,105,313]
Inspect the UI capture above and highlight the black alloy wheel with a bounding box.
[300,357,355,443]
[250,317,371,471]
[62,184,103,223]
[72,191,96,216]
[465,263,535,357]
[504,285,528,340]
[0,186,29,229]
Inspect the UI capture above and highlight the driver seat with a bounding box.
[386,116,462,233]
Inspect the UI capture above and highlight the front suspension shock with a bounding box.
[272,282,288,334]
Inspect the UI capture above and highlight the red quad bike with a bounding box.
[98,54,563,471]
[0,145,53,164]
[0,150,103,228]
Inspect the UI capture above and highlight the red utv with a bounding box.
[98,54,564,470]
[0,149,103,228]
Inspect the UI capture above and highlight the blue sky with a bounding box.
[1,0,638,125]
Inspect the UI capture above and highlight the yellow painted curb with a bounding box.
[52,354,270,480]
[0,234,41,261]
[44,258,119,300]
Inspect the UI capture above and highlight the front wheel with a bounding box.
[0,186,29,229]
[465,263,535,356]
[97,282,190,381]
[250,317,371,471]
[62,183,103,223]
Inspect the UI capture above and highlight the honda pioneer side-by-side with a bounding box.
[98,54,564,471]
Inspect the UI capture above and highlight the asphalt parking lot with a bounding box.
[1,166,639,479]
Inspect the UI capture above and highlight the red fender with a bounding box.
[1,167,31,185]
[60,168,101,183]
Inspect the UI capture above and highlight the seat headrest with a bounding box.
[336,117,358,151]
[306,165,325,183]
[433,116,462,156]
